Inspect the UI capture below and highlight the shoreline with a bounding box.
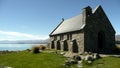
[0,43,48,51]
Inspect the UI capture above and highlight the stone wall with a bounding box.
[50,32,84,54]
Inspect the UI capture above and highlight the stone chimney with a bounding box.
[82,6,92,16]
[82,6,92,23]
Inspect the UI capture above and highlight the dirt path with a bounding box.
[100,54,120,57]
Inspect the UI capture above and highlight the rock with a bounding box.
[0,66,12,68]
[88,52,92,55]
[73,55,81,61]
[64,61,71,67]
[71,59,78,64]
[78,60,82,64]
[93,53,100,59]
[77,61,83,68]
[85,55,94,61]
[87,61,92,64]
[84,52,89,55]
[60,52,65,55]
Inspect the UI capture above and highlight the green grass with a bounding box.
[0,51,66,68]
[82,57,120,68]
[0,51,120,68]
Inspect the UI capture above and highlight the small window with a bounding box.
[67,34,72,40]
[54,36,57,40]
[60,35,64,40]
[70,34,72,40]
[67,34,69,40]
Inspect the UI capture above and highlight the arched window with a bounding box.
[72,40,78,53]
[63,40,68,51]
[51,41,55,49]
[57,41,61,50]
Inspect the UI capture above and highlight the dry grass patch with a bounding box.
[116,44,120,49]
[31,46,40,54]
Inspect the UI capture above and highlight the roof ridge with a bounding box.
[92,5,101,13]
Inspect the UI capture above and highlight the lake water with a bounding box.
[0,44,44,51]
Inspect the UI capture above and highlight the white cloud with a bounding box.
[0,30,49,41]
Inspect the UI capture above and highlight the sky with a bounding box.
[0,0,120,41]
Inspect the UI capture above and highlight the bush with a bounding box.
[31,46,40,54]
[39,45,46,50]
[113,47,120,54]
[26,49,31,52]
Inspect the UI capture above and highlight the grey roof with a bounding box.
[50,5,102,35]
[51,14,85,35]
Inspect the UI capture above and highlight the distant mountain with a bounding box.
[116,35,120,41]
[0,38,50,44]
[0,35,119,44]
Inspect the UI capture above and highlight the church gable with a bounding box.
[92,5,115,33]
[84,5,116,53]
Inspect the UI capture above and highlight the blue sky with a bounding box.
[0,0,120,40]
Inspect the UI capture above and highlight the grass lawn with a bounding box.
[0,51,66,68]
[0,51,120,68]
[82,56,120,68]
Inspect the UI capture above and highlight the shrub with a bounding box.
[31,46,40,54]
[113,47,120,54]
[26,49,31,52]
[39,45,46,50]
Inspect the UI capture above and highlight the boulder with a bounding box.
[73,55,81,61]
[93,53,101,59]
[60,52,65,55]
[84,52,89,55]
[87,61,92,64]
[85,55,94,61]
[77,61,83,68]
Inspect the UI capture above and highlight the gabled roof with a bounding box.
[50,5,102,36]
[50,14,85,35]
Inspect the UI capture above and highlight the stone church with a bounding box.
[49,5,115,54]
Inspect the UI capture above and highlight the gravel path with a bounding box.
[100,54,120,57]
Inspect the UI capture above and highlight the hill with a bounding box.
[116,35,120,44]
[116,35,120,41]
